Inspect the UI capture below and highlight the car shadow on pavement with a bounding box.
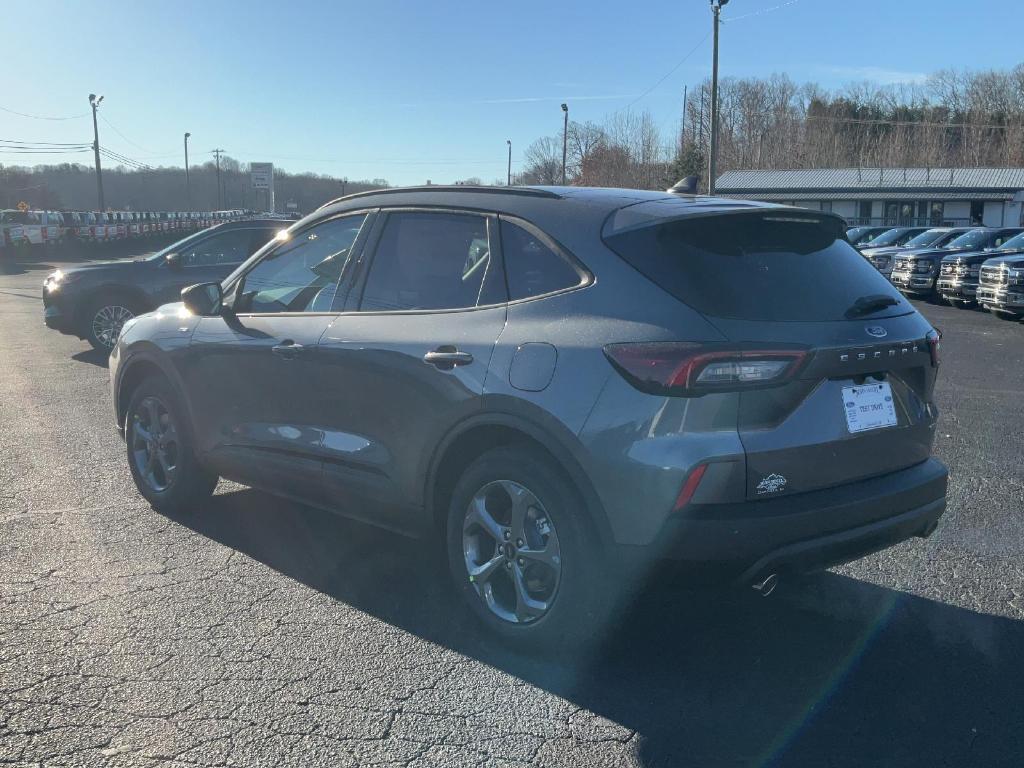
[71,349,109,368]
[0,260,56,275]
[181,487,1024,768]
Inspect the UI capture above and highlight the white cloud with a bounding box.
[827,66,928,85]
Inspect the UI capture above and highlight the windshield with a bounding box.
[997,232,1024,251]
[604,211,909,322]
[946,230,993,250]
[863,228,908,247]
[902,229,947,248]
[142,227,219,261]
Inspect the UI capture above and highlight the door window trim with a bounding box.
[222,209,377,316]
[344,207,507,316]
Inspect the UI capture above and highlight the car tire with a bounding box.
[84,294,142,351]
[446,445,609,650]
[124,375,218,516]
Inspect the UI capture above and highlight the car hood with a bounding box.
[56,258,153,281]
[982,253,1024,268]
[940,248,1014,265]
[860,245,907,257]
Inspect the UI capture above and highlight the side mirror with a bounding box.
[181,282,223,317]
[165,252,182,269]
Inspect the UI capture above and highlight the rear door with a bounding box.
[604,209,939,499]
[316,209,507,531]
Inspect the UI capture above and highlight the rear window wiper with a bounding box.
[844,294,900,318]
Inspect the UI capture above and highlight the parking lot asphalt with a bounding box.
[1,250,1023,768]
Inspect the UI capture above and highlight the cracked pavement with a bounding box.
[1,251,1023,767]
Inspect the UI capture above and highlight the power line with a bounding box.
[805,114,1024,130]
[614,32,712,115]
[722,0,803,23]
[0,105,89,121]
[98,112,165,154]
[0,138,92,147]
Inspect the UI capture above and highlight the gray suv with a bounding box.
[110,186,947,646]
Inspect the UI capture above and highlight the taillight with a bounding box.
[927,329,941,367]
[603,342,808,396]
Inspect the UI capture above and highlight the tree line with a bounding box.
[0,158,387,213]
[517,63,1024,192]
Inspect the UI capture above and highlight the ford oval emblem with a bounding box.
[865,325,887,338]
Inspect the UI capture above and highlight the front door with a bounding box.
[317,209,507,532]
[181,212,371,505]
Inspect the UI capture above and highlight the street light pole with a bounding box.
[560,103,569,186]
[506,139,512,186]
[88,94,105,211]
[184,132,191,211]
[707,0,728,196]
[341,177,348,197]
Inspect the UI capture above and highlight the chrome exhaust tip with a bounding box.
[751,573,779,597]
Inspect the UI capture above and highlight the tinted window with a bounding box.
[501,220,582,300]
[902,229,947,248]
[180,228,257,267]
[864,228,905,247]
[234,214,366,313]
[360,212,493,311]
[604,212,908,322]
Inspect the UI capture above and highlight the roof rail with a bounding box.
[317,185,562,211]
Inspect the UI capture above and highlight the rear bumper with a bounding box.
[644,458,948,579]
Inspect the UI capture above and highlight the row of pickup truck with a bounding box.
[1,208,248,252]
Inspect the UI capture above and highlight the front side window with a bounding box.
[500,219,583,300]
[232,214,367,314]
[359,212,496,312]
[179,228,259,267]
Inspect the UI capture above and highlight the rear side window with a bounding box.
[359,212,498,312]
[500,220,583,300]
[604,212,907,322]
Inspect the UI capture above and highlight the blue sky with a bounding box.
[3,0,1022,185]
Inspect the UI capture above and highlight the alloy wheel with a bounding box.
[91,304,134,349]
[130,396,179,493]
[462,480,561,624]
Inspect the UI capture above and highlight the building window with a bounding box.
[859,201,872,221]
[930,202,944,225]
[819,201,832,213]
[970,201,984,225]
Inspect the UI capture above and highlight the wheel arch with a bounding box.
[75,283,152,328]
[425,411,614,549]
[115,350,193,435]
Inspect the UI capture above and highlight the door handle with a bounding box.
[423,346,473,370]
[271,340,304,359]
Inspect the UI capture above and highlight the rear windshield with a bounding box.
[603,211,908,322]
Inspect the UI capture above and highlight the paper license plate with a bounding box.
[842,382,897,433]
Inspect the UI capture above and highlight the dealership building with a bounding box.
[714,167,1024,228]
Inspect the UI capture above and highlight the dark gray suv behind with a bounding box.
[110,186,947,646]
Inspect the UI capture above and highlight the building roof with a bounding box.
[715,168,1024,196]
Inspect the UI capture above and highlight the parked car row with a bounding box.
[849,224,1024,320]
[1,208,249,254]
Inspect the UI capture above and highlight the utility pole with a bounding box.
[560,103,569,186]
[184,132,191,211]
[707,0,729,196]
[340,177,348,197]
[506,139,512,186]
[681,85,688,154]
[88,94,105,211]
[212,149,224,209]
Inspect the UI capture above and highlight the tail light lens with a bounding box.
[927,329,941,367]
[603,342,808,396]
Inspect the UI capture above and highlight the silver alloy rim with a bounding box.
[462,480,561,625]
[91,304,134,349]
[130,396,179,493]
